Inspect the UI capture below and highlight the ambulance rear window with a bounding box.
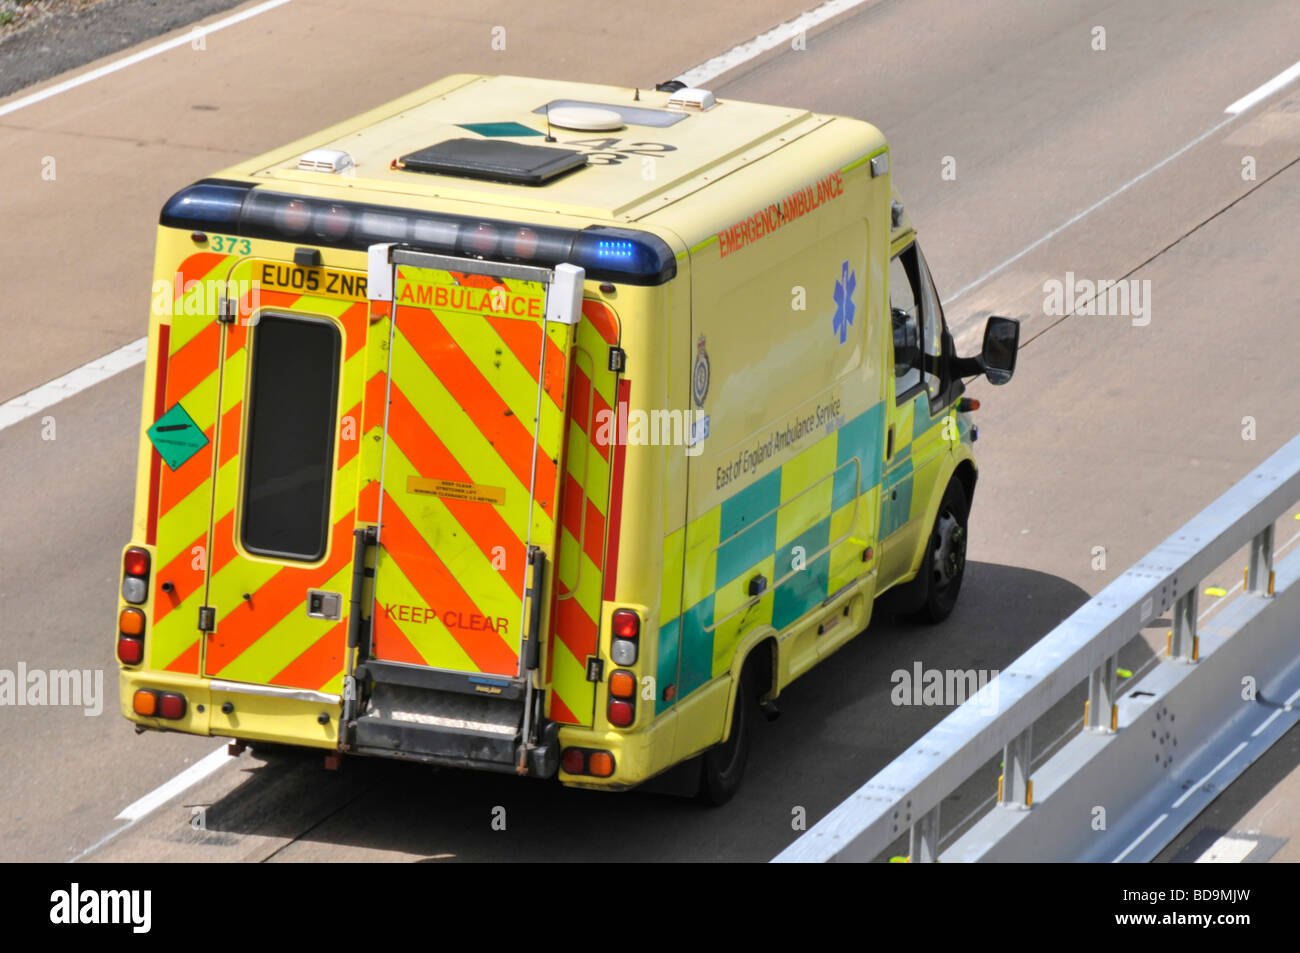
[240,314,341,561]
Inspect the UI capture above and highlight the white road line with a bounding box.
[945,61,1300,306]
[1251,686,1300,738]
[0,336,148,431]
[1113,812,1167,862]
[676,0,878,87]
[1225,59,1300,115]
[942,116,1236,305]
[115,745,234,821]
[69,744,235,862]
[0,0,295,120]
[1172,742,1248,809]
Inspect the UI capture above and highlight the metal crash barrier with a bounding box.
[775,432,1300,862]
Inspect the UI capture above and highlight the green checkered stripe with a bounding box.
[655,393,959,715]
[657,400,902,716]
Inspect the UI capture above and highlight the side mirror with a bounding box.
[980,316,1019,385]
[948,315,1020,384]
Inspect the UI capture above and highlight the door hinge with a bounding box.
[216,289,236,325]
[520,546,546,671]
[585,656,604,683]
[607,346,626,373]
[198,605,216,632]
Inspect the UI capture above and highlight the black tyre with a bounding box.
[910,479,970,624]
[697,668,754,805]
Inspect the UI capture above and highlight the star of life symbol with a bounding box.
[832,260,857,344]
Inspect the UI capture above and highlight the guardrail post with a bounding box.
[1085,655,1118,732]
[1246,524,1275,596]
[998,727,1033,809]
[909,805,940,863]
[1170,588,1198,662]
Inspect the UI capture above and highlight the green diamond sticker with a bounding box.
[147,403,209,471]
[457,121,542,138]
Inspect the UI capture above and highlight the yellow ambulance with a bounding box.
[117,74,1017,803]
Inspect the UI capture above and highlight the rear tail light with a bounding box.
[117,638,144,665]
[132,688,186,720]
[608,670,636,699]
[561,747,586,775]
[608,698,635,727]
[119,608,145,636]
[123,548,150,577]
[122,546,151,605]
[158,692,187,720]
[118,608,145,665]
[610,608,640,664]
[560,747,615,777]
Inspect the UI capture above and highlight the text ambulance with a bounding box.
[117,75,1018,802]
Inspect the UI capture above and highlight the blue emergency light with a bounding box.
[160,180,677,285]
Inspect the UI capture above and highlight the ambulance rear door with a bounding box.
[352,246,582,774]
[197,256,371,720]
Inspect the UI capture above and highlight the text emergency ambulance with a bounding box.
[117,75,1018,803]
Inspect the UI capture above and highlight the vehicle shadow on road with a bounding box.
[194,560,1120,862]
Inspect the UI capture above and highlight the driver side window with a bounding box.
[890,243,947,408]
[889,248,923,400]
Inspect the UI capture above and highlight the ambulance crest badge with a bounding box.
[692,334,710,408]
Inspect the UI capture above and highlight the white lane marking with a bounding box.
[69,744,235,862]
[115,745,235,821]
[0,336,147,431]
[942,116,1236,305]
[0,0,295,120]
[1195,834,1257,863]
[1251,685,1300,737]
[1225,59,1300,115]
[945,59,1300,305]
[676,0,878,87]
[1113,813,1167,862]
[1172,742,1248,809]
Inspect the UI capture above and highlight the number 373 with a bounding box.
[210,235,252,255]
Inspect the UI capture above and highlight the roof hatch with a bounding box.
[396,138,587,186]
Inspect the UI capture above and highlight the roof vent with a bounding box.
[665,87,716,111]
[396,138,587,186]
[546,105,624,131]
[297,148,354,174]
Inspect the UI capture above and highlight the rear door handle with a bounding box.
[886,425,895,460]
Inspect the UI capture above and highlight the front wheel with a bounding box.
[911,479,970,624]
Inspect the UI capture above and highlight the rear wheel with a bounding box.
[910,479,970,624]
[697,668,754,805]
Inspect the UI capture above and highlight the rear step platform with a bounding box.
[349,666,559,777]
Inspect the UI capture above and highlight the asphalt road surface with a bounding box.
[1,0,1298,862]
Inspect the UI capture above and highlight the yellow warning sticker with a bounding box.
[407,476,505,504]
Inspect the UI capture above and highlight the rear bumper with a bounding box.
[119,669,341,750]
[351,716,559,777]
[121,667,653,787]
